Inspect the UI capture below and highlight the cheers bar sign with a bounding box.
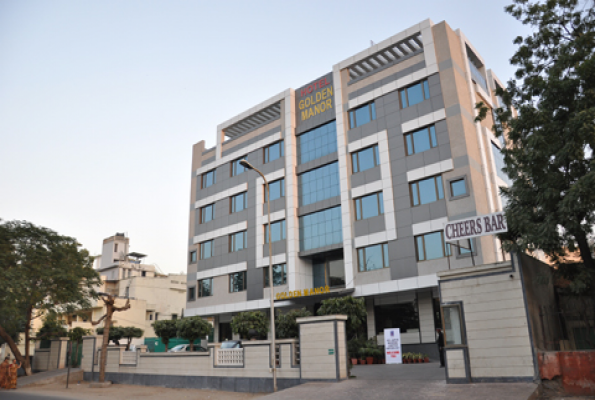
[444,211,508,242]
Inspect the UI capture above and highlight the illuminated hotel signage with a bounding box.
[296,73,334,126]
[444,211,508,242]
[275,285,330,301]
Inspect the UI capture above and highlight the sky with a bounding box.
[0,0,533,274]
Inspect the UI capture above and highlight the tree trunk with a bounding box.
[0,324,25,370]
[23,306,32,376]
[98,305,113,383]
[189,341,194,351]
[575,232,595,271]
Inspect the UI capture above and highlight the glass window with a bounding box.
[264,264,287,287]
[355,192,384,220]
[313,258,345,288]
[231,156,247,177]
[442,305,465,346]
[468,57,488,92]
[297,121,337,164]
[201,170,216,188]
[299,206,343,252]
[264,141,284,163]
[200,240,213,260]
[201,203,215,223]
[405,125,437,155]
[400,79,430,108]
[450,178,467,198]
[265,220,286,243]
[229,231,247,252]
[229,271,247,292]
[349,102,376,128]
[456,239,475,256]
[491,142,511,185]
[298,162,340,206]
[268,179,285,201]
[187,286,196,301]
[230,192,247,213]
[415,231,451,261]
[198,278,213,297]
[357,243,389,272]
[352,145,380,173]
[374,302,419,334]
[410,175,444,206]
[190,251,197,263]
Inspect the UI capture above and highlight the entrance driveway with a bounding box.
[350,362,445,381]
[262,363,538,400]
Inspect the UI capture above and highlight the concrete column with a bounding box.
[297,315,348,381]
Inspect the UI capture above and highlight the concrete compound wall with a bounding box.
[32,338,68,372]
[80,315,348,393]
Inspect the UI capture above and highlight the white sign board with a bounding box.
[444,211,508,242]
[384,328,402,364]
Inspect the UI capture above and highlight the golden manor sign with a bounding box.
[275,285,331,300]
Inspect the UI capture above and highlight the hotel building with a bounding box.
[185,19,510,354]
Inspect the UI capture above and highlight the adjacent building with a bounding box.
[185,19,511,353]
[63,234,187,341]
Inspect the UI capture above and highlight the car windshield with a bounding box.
[170,345,185,351]
[221,342,238,349]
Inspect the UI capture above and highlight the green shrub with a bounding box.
[231,311,269,339]
[275,308,311,339]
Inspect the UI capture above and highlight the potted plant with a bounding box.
[359,347,367,364]
[402,353,409,364]
[351,357,358,365]
[366,348,374,365]
[413,353,420,363]
[424,354,430,363]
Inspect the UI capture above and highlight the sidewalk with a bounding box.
[260,379,538,400]
[18,369,82,388]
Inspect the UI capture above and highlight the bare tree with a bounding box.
[91,293,130,383]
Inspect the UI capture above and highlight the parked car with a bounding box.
[168,344,208,353]
[220,340,242,349]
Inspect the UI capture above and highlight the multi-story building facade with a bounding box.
[185,19,511,352]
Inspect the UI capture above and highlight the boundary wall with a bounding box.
[80,315,347,393]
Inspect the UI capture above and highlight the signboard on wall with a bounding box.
[443,211,508,242]
[295,72,335,129]
[384,328,402,364]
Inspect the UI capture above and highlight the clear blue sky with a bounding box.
[0,0,531,274]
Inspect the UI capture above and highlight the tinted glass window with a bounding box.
[410,176,444,206]
[299,162,340,206]
[265,220,286,243]
[298,121,337,164]
[264,264,287,287]
[450,179,467,197]
[415,231,451,261]
[265,141,284,163]
[229,271,247,292]
[231,157,247,176]
[231,192,247,213]
[357,243,389,272]
[202,170,216,188]
[400,79,430,108]
[352,145,379,173]
[190,251,197,263]
[269,179,285,201]
[405,125,437,155]
[229,231,247,252]
[299,206,343,251]
[491,142,511,185]
[349,102,376,128]
[355,192,384,220]
[201,203,215,223]
[198,278,213,297]
[200,240,213,260]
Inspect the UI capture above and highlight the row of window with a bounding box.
[196,220,287,261]
[348,78,432,130]
[200,141,284,189]
[199,179,285,224]
[187,264,288,300]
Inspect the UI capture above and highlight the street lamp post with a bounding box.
[240,159,277,392]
